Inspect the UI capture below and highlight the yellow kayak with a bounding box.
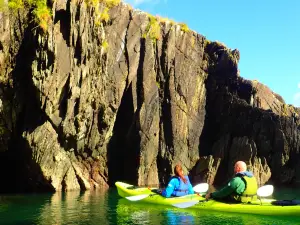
[115,181,300,216]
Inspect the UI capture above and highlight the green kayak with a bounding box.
[115,181,300,216]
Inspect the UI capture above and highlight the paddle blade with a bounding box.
[257,185,274,197]
[172,200,199,209]
[125,194,150,201]
[193,183,209,193]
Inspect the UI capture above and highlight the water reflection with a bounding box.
[116,198,162,224]
[1,188,300,225]
[116,198,300,225]
[116,198,199,225]
[37,191,78,224]
[36,190,110,225]
[164,210,195,225]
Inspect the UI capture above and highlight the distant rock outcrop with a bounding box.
[0,1,299,192]
[191,41,300,186]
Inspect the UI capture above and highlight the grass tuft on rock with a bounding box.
[143,15,161,43]
[0,0,8,12]
[179,23,189,33]
[6,0,51,32]
[32,0,51,32]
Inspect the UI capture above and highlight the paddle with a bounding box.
[125,183,209,201]
[172,200,199,208]
[257,184,274,197]
[172,184,274,209]
[257,184,274,205]
[193,183,209,193]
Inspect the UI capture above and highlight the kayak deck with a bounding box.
[116,181,203,205]
[115,181,300,216]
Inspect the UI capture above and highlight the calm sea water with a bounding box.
[1,187,300,225]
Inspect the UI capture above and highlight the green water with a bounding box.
[1,188,300,225]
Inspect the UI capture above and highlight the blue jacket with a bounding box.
[161,176,194,197]
[237,171,254,177]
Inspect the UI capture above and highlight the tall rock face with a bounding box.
[0,1,207,192]
[0,1,299,192]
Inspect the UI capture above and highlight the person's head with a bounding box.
[234,161,247,174]
[174,164,184,177]
[174,164,187,184]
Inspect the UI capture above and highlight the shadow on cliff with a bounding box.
[196,74,230,185]
[156,32,175,185]
[0,138,55,193]
[195,43,240,185]
[107,83,140,186]
[107,37,148,186]
[0,24,54,193]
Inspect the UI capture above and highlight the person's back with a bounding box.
[161,164,194,198]
[229,171,258,202]
[206,161,258,203]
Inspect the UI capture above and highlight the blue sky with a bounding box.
[124,0,300,107]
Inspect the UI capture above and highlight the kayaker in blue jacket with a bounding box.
[205,161,258,203]
[161,164,194,197]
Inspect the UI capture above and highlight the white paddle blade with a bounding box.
[193,183,209,193]
[172,200,199,209]
[125,194,150,201]
[257,185,274,197]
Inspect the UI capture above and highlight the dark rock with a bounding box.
[198,44,300,186]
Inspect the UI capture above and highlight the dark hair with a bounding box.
[174,164,187,184]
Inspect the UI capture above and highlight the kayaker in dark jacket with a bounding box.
[161,164,194,197]
[205,161,258,203]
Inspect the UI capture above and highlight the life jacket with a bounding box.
[232,174,258,203]
[171,176,189,197]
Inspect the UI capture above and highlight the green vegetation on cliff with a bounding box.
[142,13,190,44]
[143,15,161,43]
[3,0,121,31]
[281,103,298,117]
[32,0,51,31]
[0,0,8,12]
[99,0,120,8]
[101,39,109,52]
[86,0,120,8]
[2,0,51,32]
[179,23,189,32]
[85,0,120,26]
[8,0,24,11]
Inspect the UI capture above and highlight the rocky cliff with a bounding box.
[191,42,300,187]
[0,0,299,192]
